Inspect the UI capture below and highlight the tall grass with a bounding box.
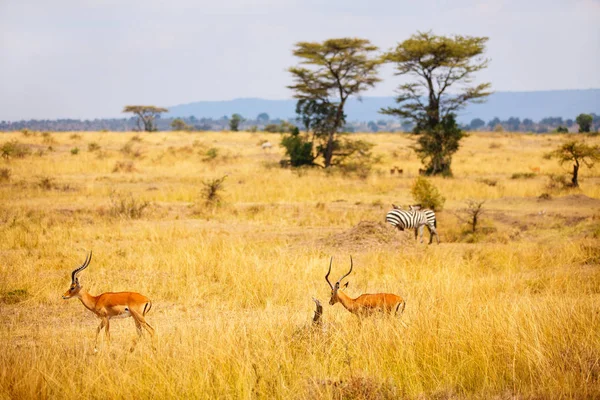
[0,131,599,399]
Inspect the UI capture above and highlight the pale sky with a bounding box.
[1,0,599,120]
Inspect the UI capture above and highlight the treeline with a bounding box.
[2,113,597,133]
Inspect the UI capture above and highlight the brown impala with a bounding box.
[326,256,405,316]
[62,251,155,351]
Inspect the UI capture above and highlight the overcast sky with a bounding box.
[1,0,598,120]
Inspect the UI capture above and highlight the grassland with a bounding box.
[0,130,599,399]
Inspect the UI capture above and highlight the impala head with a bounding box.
[325,256,353,305]
[62,251,92,299]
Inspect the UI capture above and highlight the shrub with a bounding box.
[410,176,445,211]
[38,177,55,190]
[556,126,568,133]
[41,132,55,144]
[203,147,219,161]
[88,142,101,152]
[201,175,227,205]
[109,191,149,219]
[1,288,29,304]
[511,172,536,179]
[70,133,82,140]
[0,168,11,182]
[1,140,31,159]
[545,174,569,192]
[71,147,79,155]
[280,127,315,167]
[112,161,136,173]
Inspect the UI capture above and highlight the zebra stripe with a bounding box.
[386,208,440,244]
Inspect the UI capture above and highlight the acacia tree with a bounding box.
[548,140,600,187]
[288,38,382,167]
[382,31,491,176]
[123,105,168,132]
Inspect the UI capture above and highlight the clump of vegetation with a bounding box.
[70,147,79,155]
[410,176,445,211]
[88,142,101,152]
[130,134,143,142]
[201,175,227,205]
[70,133,82,140]
[20,129,35,137]
[555,126,568,133]
[511,172,536,179]
[109,191,149,219]
[38,176,55,190]
[0,168,11,182]
[280,127,315,167]
[1,289,29,304]
[545,174,570,192]
[41,132,56,145]
[202,148,219,162]
[171,118,192,131]
[113,161,136,173]
[1,140,31,159]
[479,178,497,187]
[120,142,143,158]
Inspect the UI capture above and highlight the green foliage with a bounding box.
[413,114,467,177]
[555,126,568,133]
[203,148,219,161]
[171,118,192,131]
[229,114,244,131]
[410,176,445,211]
[547,140,600,187]
[70,147,79,155]
[382,31,490,176]
[257,113,270,123]
[576,113,593,133]
[263,121,296,133]
[280,127,316,167]
[1,289,29,304]
[123,105,168,132]
[288,38,382,167]
[1,140,31,159]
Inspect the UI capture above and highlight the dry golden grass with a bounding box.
[0,131,599,399]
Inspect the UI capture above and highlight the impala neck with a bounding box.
[76,289,99,314]
[336,290,359,314]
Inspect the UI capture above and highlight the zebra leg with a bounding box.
[417,225,425,243]
[428,224,440,244]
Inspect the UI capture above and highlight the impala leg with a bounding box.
[95,318,107,352]
[130,309,156,350]
[104,318,111,345]
[130,319,144,352]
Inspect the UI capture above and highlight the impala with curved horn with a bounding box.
[325,256,405,315]
[62,251,155,351]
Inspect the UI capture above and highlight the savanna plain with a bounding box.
[1,130,599,399]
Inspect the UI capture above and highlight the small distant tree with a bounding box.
[463,200,485,233]
[382,31,491,176]
[229,114,244,131]
[123,105,168,132]
[171,118,191,131]
[288,38,382,167]
[469,118,485,131]
[576,113,593,133]
[547,140,600,187]
[257,113,270,123]
[201,175,227,205]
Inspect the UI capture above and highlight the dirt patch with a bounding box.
[316,220,412,251]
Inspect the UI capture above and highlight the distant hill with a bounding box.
[168,89,599,123]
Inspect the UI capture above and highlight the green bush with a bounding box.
[280,127,315,167]
[71,147,80,155]
[1,140,31,159]
[410,176,445,211]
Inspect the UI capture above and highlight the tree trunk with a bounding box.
[572,162,579,187]
[324,101,346,168]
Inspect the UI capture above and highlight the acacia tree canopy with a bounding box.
[548,140,600,187]
[288,38,382,167]
[123,105,168,132]
[381,31,491,176]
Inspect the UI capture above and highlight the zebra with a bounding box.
[387,204,440,244]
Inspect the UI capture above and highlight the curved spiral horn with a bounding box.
[336,255,353,285]
[71,251,92,283]
[325,257,334,290]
